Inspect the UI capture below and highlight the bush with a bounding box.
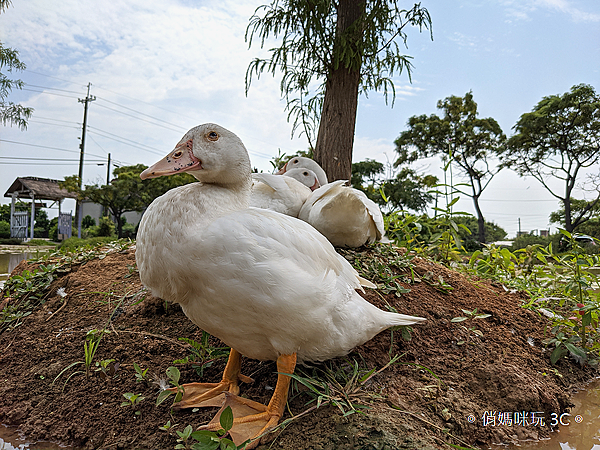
[0,220,10,239]
[82,215,96,229]
[0,238,22,245]
[510,234,550,251]
[87,216,116,238]
[58,236,117,251]
[34,227,49,238]
[121,222,136,239]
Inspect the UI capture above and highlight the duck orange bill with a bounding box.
[275,161,287,175]
[140,139,202,180]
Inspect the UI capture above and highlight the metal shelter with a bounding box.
[3,177,78,240]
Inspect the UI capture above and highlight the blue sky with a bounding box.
[1,0,599,238]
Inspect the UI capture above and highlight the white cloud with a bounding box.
[501,0,600,22]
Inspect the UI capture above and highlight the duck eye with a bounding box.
[207,131,219,141]
[293,159,299,163]
[303,171,308,176]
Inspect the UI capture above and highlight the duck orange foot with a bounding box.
[200,353,297,449]
[169,349,253,409]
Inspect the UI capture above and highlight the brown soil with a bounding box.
[0,245,596,450]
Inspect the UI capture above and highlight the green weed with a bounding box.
[156,366,185,407]
[121,392,145,416]
[133,362,149,382]
[173,332,229,378]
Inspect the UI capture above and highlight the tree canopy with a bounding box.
[1,0,33,129]
[394,91,506,243]
[499,83,600,233]
[351,159,436,212]
[246,0,432,182]
[61,165,195,238]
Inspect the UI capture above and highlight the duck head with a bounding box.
[277,156,328,186]
[283,168,321,191]
[140,123,252,187]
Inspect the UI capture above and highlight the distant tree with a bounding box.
[454,216,507,250]
[1,0,33,129]
[549,197,600,236]
[499,84,600,233]
[62,165,195,238]
[395,91,506,243]
[351,159,436,211]
[0,201,49,231]
[246,0,432,182]
[81,215,96,229]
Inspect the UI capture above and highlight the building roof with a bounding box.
[3,177,78,201]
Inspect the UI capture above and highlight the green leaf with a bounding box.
[550,345,568,365]
[220,406,234,432]
[564,343,587,361]
[156,389,173,406]
[166,366,181,385]
[220,440,237,450]
[451,317,467,323]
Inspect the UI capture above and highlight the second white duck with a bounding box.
[250,168,319,217]
[298,180,386,248]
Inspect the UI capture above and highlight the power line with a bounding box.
[20,88,80,99]
[29,119,81,130]
[0,139,106,159]
[34,115,80,125]
[24,69,88,88]
[0,162,107,166]
[96,97,187,131]
[87,126,166,155]
[93,103,185,133]
[0,156,104,162]
[24,83,84,95]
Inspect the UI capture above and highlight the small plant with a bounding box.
[543,330,588,365]
[133,362,149,382]
[156,366,185,407]
[451,308,491,323]
[53,328,111,388]
[159,420,178,435]
[121,392,145,416]
[288,355,400,418]
[174,407,237,450]
[173,332,229,377]
[95,358,118,380]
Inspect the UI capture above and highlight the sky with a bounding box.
[1,0,599,238]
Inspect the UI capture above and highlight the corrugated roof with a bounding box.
[4,177,78,201]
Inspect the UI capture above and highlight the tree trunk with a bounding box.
[472,194,486,243]
[563,197,574,233]
[313,0,364,183]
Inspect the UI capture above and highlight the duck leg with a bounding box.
[170,349,253,409]
[201,353,297,449]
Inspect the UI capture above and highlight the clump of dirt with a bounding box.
[0,245,596,450]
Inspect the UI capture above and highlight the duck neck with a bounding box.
[194,175,252,215]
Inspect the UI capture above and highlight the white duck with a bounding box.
[297,181,386,247]
[250,168,318,217]
[278,157,386,247]
[136,124,424,448]
[277,155,328,186]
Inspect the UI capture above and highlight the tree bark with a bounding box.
[313,0,364,183]
[472,194,486,243]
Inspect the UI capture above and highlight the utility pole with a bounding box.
[106,153,111,185]
[103,153,111,217]
[76,82,96,238]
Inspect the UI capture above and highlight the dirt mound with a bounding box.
[0,245,595,449]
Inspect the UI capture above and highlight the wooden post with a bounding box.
[30,193,35,240]
[10,192,16,237]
